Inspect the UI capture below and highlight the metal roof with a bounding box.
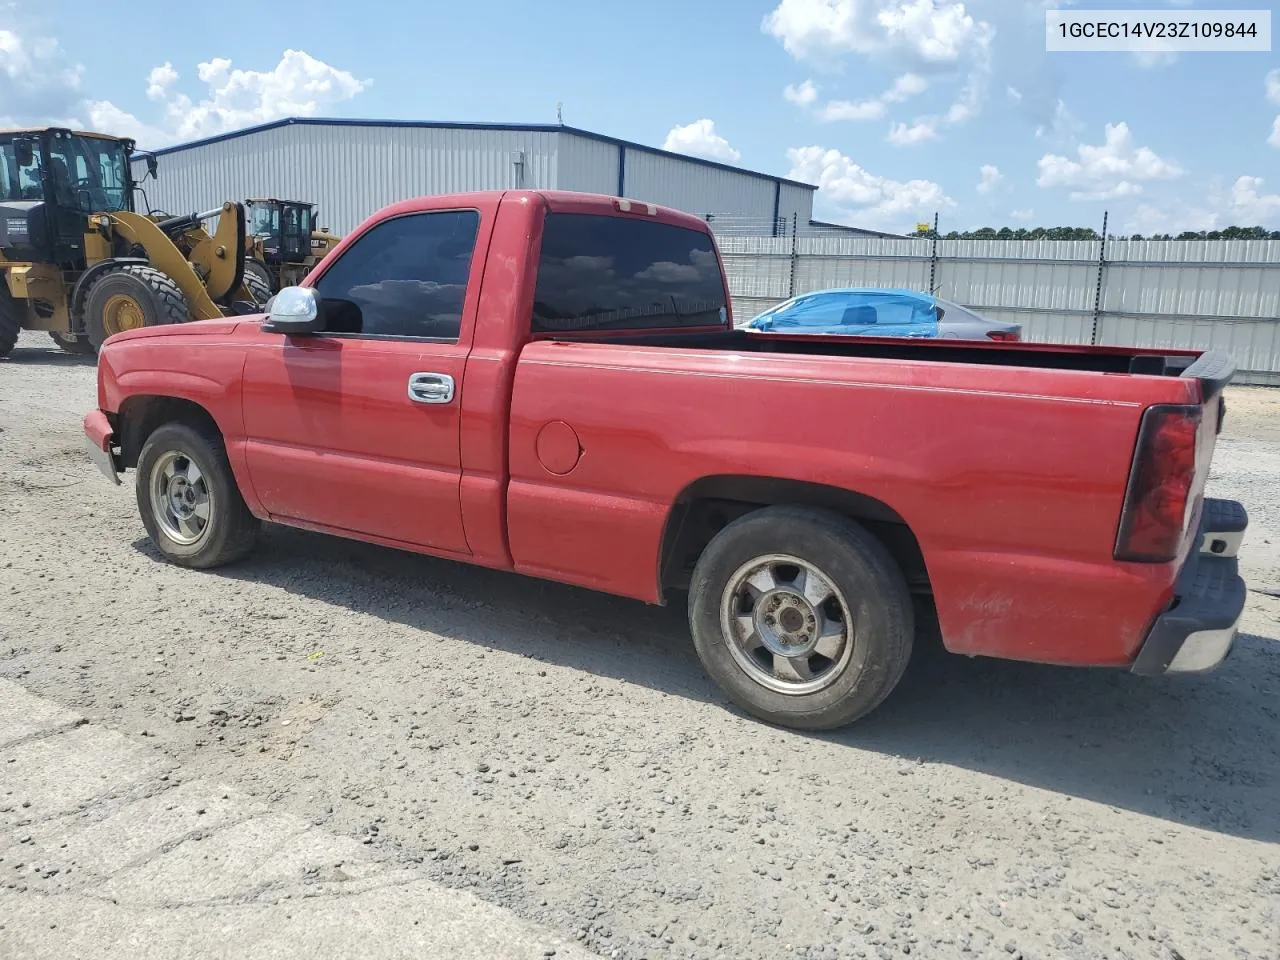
[143,117,818,192]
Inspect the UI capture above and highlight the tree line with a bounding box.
[911,225,1280,241]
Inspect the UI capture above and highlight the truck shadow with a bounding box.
[172,524,1280,845]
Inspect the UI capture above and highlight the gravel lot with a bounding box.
[3,329,1278,960]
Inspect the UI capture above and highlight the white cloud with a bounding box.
[884,71,928,101]
[1034,99,1082,141]
[791,70,926,123]
[763,0,991,69]
[127,51,368,145]
[819,97,887,121]
[1123,175,1280,234]
[887,120,938,144]
[1037,122,1183,200]
[1230,175,1280,224]
[0,23,367,147]
[1009,208,1034,221]
[766,1,991,139]
[662,119,741,163]
[0,27,84,125]
[786,144,953,229]
[1132,50,1178,69]
[977,164,1003,194]
[1267,69,1280,149]
[784,79,819,106]
[146,62,178,102]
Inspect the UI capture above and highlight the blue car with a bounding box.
[744,288,1022,341]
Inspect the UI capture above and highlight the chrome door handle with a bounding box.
[407,372,455,404]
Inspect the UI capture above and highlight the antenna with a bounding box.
[556,102,564,125]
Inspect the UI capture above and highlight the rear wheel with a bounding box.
[242,259,276,302]
[0,284,22,358]
[84,264,191,350]
[688,505,914,730]
[136,421,260,568]
[49,331,96,355]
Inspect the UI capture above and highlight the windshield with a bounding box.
[45,136,131,212]
[250,203,280,237]
[0,138,45,202]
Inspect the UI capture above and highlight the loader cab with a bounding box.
[0,127,139,265]
[247,198,315,265]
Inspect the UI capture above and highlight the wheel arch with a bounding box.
[115,394,222,469]
[658,475,931,601]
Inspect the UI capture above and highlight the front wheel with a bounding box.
[136,421,261,568]
[84,264,191,350]
[688,505,914,730]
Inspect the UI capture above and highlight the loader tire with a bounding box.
[84,264,191,350]
[242,259,276,303]
[0,285,21,358]
[49,331,96,355]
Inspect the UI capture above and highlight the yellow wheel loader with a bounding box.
[0,127,267,358]
[244,198,342,294]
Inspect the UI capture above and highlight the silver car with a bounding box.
[745,288,1023,341]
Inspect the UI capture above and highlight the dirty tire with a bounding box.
[48,331,96,355]
[242,259,276,302]
[136,421,261,569]
[0,285,21,358]
[84,264,191,350]
[688,505,914,730]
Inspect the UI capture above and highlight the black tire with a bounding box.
[688,505,914,730]
[49,331,96,355]
[136,421,261,569]
[242,259,276,302]
[84,264,191,350]
[0,284,22,359]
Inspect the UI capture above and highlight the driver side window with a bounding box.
[312,209,480,342]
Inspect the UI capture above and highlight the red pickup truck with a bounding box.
[84,189,1248,730]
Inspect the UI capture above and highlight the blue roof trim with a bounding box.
[144,116,818,191]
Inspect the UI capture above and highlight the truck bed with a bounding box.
[575,328,1230,390]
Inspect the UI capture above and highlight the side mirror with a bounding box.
[146,154,159,179]
[14,139,34,168]
[261,286,323,335]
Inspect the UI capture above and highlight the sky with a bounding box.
[1,0,1277,234]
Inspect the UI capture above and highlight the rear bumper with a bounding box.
[83,409,121,486]
[1130,498,1248,675]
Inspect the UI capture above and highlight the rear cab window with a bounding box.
[532,213,727,334]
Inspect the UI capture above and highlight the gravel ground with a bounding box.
[2,329,1278,960]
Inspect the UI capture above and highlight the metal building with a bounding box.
[130,117,817,237]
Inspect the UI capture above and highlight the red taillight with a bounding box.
[1115,404,1202,563]
[986,330,1021,342]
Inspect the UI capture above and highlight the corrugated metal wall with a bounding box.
[719,235,1280,385]
[934,239,1101,344]
[132,124,559,235]
[132,123,817,238]
[556,133,621,195]
[777,183,816,232]
[622,149,777,221]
